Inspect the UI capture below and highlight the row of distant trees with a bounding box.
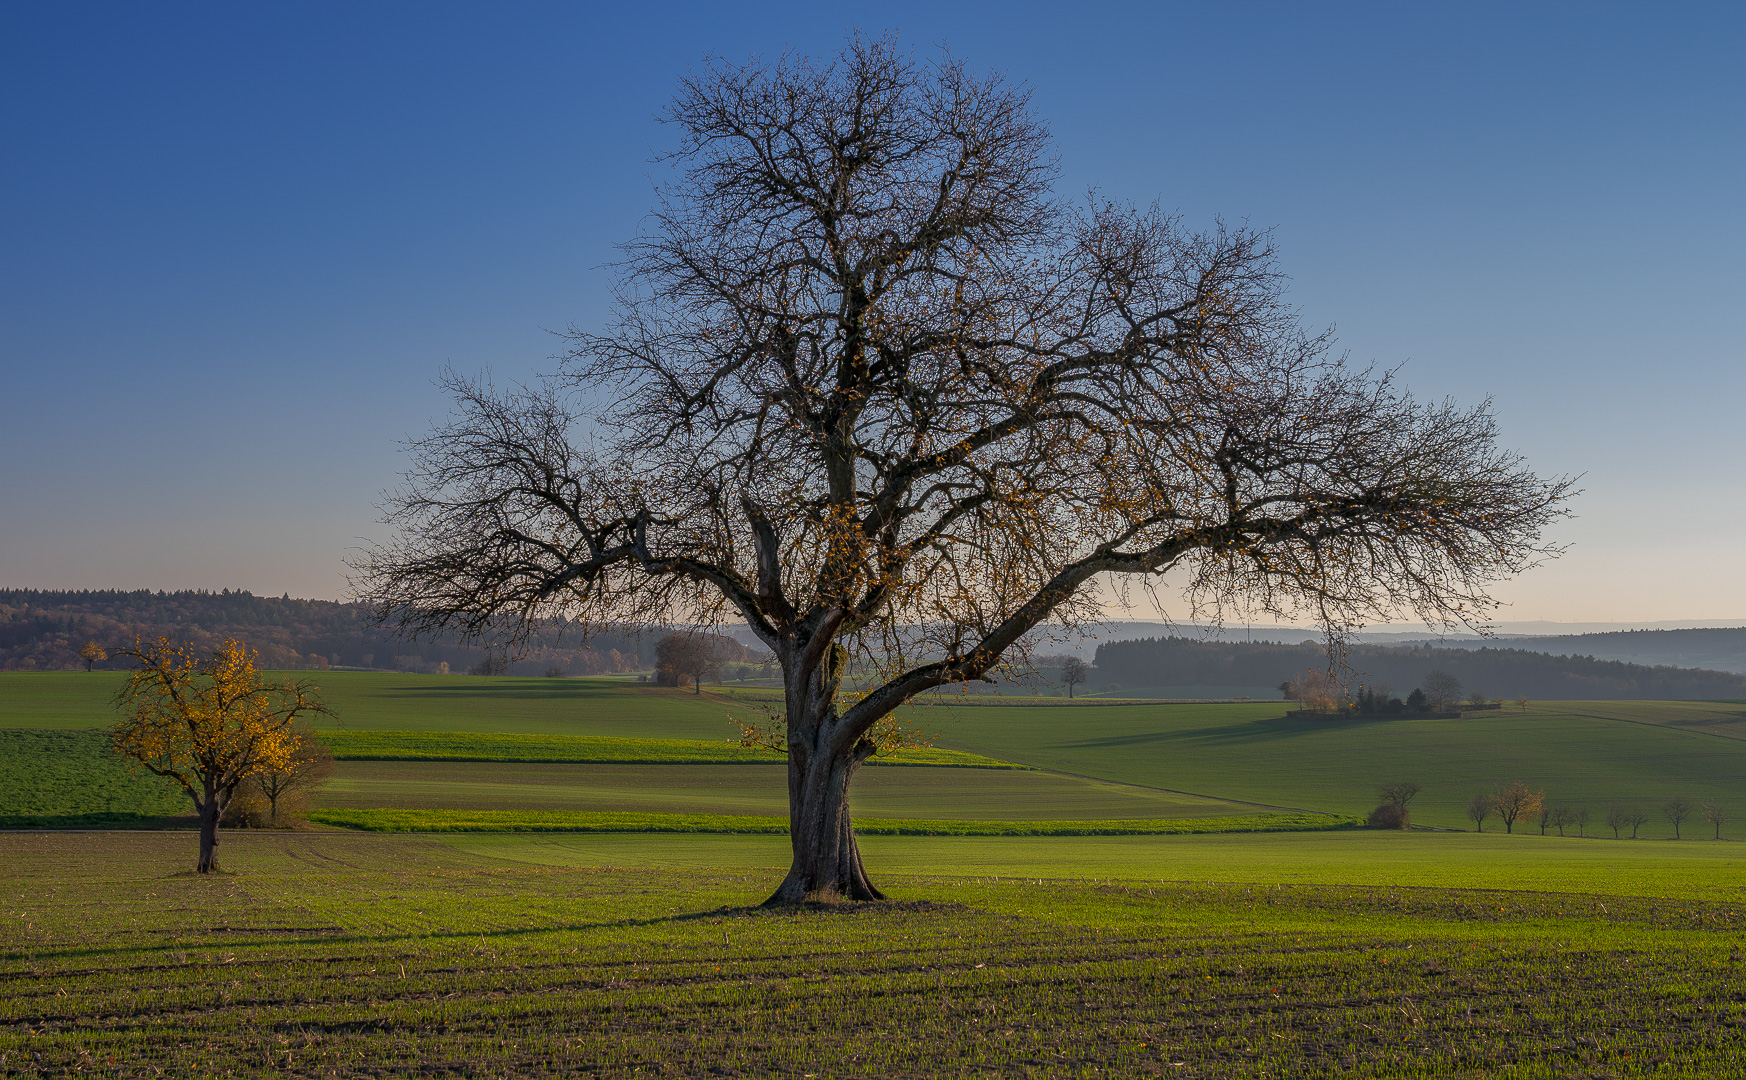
[1462,782,1726,839]
[1284,668,1514,714]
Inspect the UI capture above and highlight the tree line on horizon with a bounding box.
[1091,635,1746,700]
[0,589,765,675]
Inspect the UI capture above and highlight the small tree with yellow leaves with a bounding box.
[111,638,330,872]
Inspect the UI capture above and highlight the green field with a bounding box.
[7,671,1746,1074]
[452,828,1746,899]
[0,729,184,827]
[6,830,1746,1077]
[0,670,748,737]
[318,759,1262,819]
[320,727,1024,767]
[7,672,1746,834]
[311,808,1353,836]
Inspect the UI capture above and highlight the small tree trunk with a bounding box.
[197,798,222,873]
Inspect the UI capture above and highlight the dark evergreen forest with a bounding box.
[1092,636,1746,701]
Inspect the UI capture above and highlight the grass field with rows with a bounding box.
[6,830,1746,1078]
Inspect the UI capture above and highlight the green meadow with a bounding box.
[8,672,1745,836]
[6,670,1746,1075]
[5,831,1746,1077]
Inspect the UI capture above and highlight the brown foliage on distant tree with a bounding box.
[655,633,728,693]
[1367,803,1410,830]
[1491,780,1544,834]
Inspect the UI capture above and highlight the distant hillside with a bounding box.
[0,589,763,675]
[1397,627,1746,676]
[1092,636,1746,701]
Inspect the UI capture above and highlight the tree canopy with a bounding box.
[358,37,1570,902]
[111,638,329,872]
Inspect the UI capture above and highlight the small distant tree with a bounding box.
[1291,668,1341,713]
[236,725,335,827]
[1367,802,1411,829]
[1467,690,1488,708]
[1571,804,1591,837]
[1703,801,1728,840]
[656,633,724,694]
[1491,780,1543,834]
[1604,804,1628,839]
[468,655,509,676]
[1536,802,1555,835]
[79,640,107,672]
[111,638,329,872]
[1663,797,1694,839]
[544,665,568,678]
[1379,781,1421,808]
[1466,792,1491,832]
[1059,656,1090,699]
[1423,670,1462,711]
[1551,804,1573,836]
[1514,695,1530,711]
[1406,688,1428,712]
[1627,810,1650,839]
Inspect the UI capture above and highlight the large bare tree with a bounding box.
[356,37,1570,903]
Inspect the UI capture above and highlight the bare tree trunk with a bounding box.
[197,796,222,873]
[764,648,885,905]
[765,742,882,904]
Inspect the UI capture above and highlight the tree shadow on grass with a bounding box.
[15,898,972,964]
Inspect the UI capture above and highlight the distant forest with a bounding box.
[0,589,764,675]
[1092,636,1746,701]
[1414,627,1746,676]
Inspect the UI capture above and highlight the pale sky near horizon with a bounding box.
[3,3,1742,624]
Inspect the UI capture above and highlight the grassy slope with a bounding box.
[4,830,1745,1078]
[322,759,1258,819]
[920,699,1746,830]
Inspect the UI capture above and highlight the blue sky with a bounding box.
[3,2,1742,622]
